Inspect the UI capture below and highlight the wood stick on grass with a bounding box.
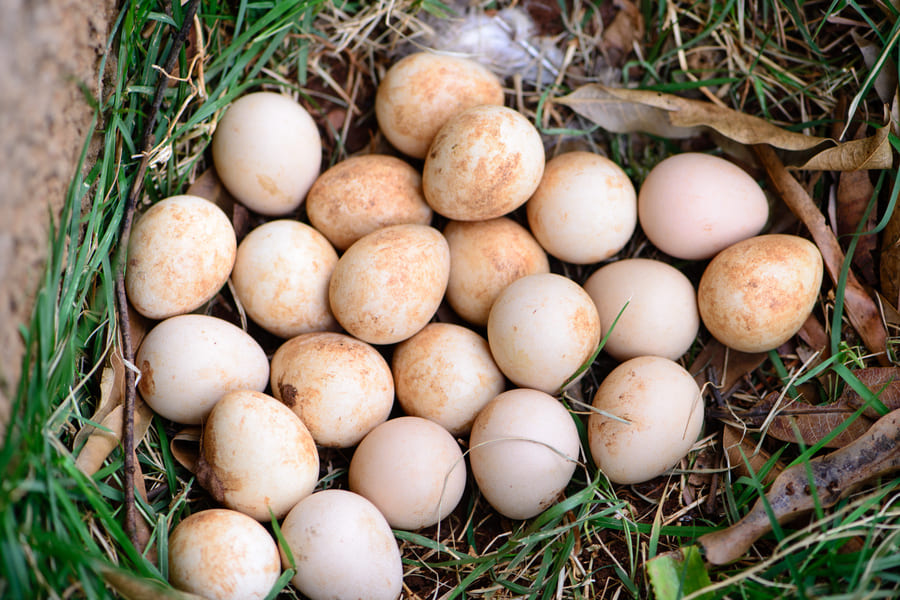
[753,144,888,363]
[114,0,200,547]
[698,407,900,564]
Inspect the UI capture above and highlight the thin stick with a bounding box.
[753,144,888,365]
[114,0,200,548]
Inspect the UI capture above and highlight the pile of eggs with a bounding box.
[126,51,824,600]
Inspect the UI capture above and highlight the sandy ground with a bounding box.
[0,0,116,424]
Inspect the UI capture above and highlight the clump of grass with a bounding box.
[2,0,899,598]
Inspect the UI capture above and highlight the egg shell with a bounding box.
[583,259,699,361]
[638,153,769,260]
[443,218,550,326]
[306,154,432,250]
[169,509,280,600]
[589,356,704,484]
[469,389,580,520]
[423,105,545,221]
[279,490,403,600]
[125,194,236,320]
[697,234,824,353]
[349,416,466,530]
[136,314,269,424]
[197,390,319,521]
[487,273,601,394]
[231,220,339,338]
[527,151,637,264]
[393,323,505,436]
[270,332,394,448]
[375,52,505,159]
[211,91,322,216]
[329,224,450,345]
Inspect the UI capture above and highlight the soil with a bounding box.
[0,0,117,424]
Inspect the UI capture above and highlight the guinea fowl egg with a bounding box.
[423,104,545,221]
[279,490,403,600]
[125,194,236,320]
[583,258,699,361]
[270,332,394,448]
[211,91,322,216]
[488,273,601,394]
[349,416,466,530]
[375,51,505,159]
[443,218,549,326]
[638,153,769,260]
[196,390,319,521]
[392,323,505,436]
[230,219,339,338]
[305,154,432,250]
[136,314,269,424]
[168,509,280,600]
[469,389,580,520]
[329,224,450,345]
[527,151,637,264]
[697,234,824,353]
[589,356,704,485]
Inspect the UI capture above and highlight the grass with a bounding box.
[1,0,899,598]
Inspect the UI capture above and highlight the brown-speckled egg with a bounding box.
[137,314,269,424]
[270,332,394,448]
[423,105,545,221]
[527,151,637,264]
[329,224,450,345]
[196,390,319,521]
[126,194,236,320]
[638,153,769,260]
[698,234,823,353]
[443,218,549,326]
[231,220,339,338]
[375,52,505,159]
[211,91,322,216]
[306,154,432,250]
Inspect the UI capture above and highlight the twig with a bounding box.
[752,144,888,364]
[114,0,200,548]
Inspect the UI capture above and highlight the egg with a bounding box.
[697,234,824,353]
[392,323,505,436]
[196,390,319,521]
[168,509,280,600]
[270,332,394,448]
[375,51,505,159]
[583,259,699,361]
[588,356,704,484]
[125,194,236,320]
[230,220,339,338]
[526,151,637,264]
[279,490,403,600]
[443,218,550,326]
[306,154,432,250]
[423,104,545,221]
[136,314,269,424]
[349,416,466,530]
[638,153,769,260]
[469,389,580,520]
[329,224,450,345]
[211,91,322,216]
[487,273,601,394]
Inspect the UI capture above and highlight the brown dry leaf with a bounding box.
[689,339,767,394]
[171,426,202,474]
[879,196,900,308]
[835,147,878,285]
[840,367,900,418]
[851,30,898,104]
[722,425,782,484]
[601,0,644,67]
[75,401,155,476]
[555,85,893,170]
[755,391,874,448]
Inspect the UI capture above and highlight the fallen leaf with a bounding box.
[555,85,893,170]
[834,127,878,285]
[689,339,767,396]
[171,426,202,474]
[600,0,644,67]
[840,367,900,418]
[699,408,900,564]
[75,401,155,476]
[851,30,898,105]
[878,196,900,308]
[751,391,874,449]
[723,425,782,484]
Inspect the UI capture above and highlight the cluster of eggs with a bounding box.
[125,51,824,600]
